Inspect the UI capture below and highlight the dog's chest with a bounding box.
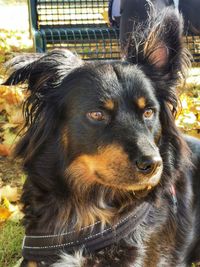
[67,220,187,267]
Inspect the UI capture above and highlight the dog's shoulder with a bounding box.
[184,135,200,160]
[184,135,200,187]
[183,135,200,267]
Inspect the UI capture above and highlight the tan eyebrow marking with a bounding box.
[104,99,115,111]
[27,262,37,267]
[137,97,146,109]
[62,129,68,148]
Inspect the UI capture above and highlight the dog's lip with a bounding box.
[146,165,163,184]
[92,164,163,192]
[113,165,163,191]
[137,165,163,188]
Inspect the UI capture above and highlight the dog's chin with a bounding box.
[105,168,163,194]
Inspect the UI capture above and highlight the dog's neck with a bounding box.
[54,185,145,233]
[24,175,150,235]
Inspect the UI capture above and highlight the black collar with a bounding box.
[22,186,177,263]
[22,201,152,262]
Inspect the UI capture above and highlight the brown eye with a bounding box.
[143,108,154,119]
[87,111,105,121]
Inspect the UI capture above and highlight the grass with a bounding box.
[0,221,24,267]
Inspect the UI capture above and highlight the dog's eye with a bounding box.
[87,111,106,122]
[143,108,154,119]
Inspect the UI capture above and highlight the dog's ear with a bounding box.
[143,9,184,74]
[3,50,82,162]
[3,53,43,86]
[125,8,190,84]
[125,7,190,115]
[3,49,82,90]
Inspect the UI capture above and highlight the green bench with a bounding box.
[185,35,200,63]
[28,0,200,62]
[28,0,120,59]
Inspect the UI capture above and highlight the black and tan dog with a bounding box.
[4,7,200,267]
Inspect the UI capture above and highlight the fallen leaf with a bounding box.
[0,143,10,156]
[0,185,19,202]
[2,197,23,222]
[9,208,23,222]
[0,206,11,221]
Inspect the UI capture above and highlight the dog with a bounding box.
[3,7,200,267]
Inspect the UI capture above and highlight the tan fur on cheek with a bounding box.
[67,156,95,187]
[67,144,130,186]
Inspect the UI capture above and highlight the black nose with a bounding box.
[136,156,162,175]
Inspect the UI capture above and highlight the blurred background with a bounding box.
[0,1,30,266]
[0,1,199,266]
[0,0,32,61]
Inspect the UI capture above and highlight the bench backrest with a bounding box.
[29,0,200,62]
[31,0,110,29]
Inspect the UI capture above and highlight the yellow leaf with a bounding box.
[0,143,10,156]
[9,208,24,222]
[1,198,23,222]
[3,197,18,213]
[0,185,19,203]
[0,207,11,221]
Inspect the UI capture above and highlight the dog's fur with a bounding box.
[4,8,200,267]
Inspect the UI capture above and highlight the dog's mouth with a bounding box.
[94,164,163,192]
[67,144,163,192]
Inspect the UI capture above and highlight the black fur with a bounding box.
[3,8,200,267]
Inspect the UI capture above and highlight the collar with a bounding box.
[22,186,177,262]
[22,201,152,262]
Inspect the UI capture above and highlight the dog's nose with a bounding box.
[136,156,162,175]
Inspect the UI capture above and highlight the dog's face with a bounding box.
[4,8,189,229]
[62,63,162,191]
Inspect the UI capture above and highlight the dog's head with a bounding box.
[4,8,190,228]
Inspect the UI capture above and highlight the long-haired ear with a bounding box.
[3,53,43,86]
[3,50,82,162]
[124,7,190,83]
[3,49,82,89]
[124,7,191,114]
